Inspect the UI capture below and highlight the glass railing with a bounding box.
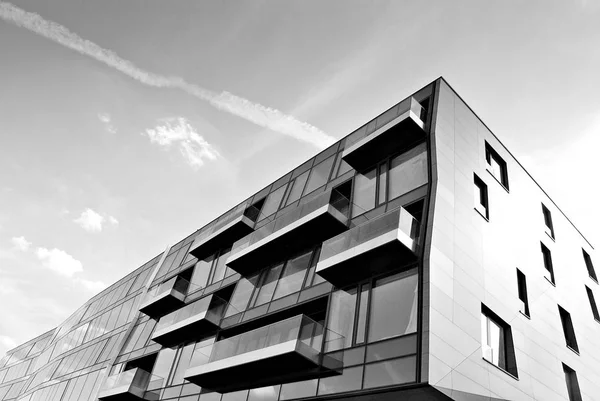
[319,207,419,263]
[154,295,228,334]
[344,97,425,150]
[142,276,190,306]
[230,189,350,257]
[188,315,343,368]
[194,203,262,246]
[100,368,164,395]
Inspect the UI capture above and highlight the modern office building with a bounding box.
[1,77,598,401]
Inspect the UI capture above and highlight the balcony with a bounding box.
[342,97,426,171]
[151,294,227,347]
[316,207,419,287]
[184,315,343,393]
[98,368,163,401]
[139,276,190,319]
[226,189,350,276]
[189,203,261,260]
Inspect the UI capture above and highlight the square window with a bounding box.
[480,305,518,377]
[582,249,597,282]
[473,174,489,219]
[542,204,555,239]
[558,305,579,352]
[485,142,509,189]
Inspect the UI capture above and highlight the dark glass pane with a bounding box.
[378,162,388,205]
[285,171,309,207]
[190,256,214,291]
[366,334,417,362]
[253,264,284,307]
[355,284,370,344]
[317,366,362,395]
[211,247,232,284]
[225,275,259,317]
[388,143,427,200]
[368,272,418,342]
[363,356,416,389]
[279,379,317,400]
[351,168,377,217]
[258,185,287,221]
[272,251,312,300]
[304,155,335,195]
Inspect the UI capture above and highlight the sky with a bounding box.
[1,0,599,356]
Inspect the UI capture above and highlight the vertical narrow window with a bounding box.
[516,269,530,317]
[325,288,357,351]
[480,305,518,377]
[377,162,388,206]
[558,305,579,352]
[485,142,509,189]
[542,204,555,239]
[582,249,597,282]
[355,283,370,344]
[351,168,377,217]
[473,174,489,219]
[563,363,583,401]
[585,286,600,322]
[388,143,428,200]
[541,243,555,284]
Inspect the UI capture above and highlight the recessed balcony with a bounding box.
[98,368,163,401]
[316,207,419,287]
[184,314,343,393]
[139,276,190,319]
[342,97,426,171]
[189,203,261,261]
[226,189,350,276]
[151,294,227,347]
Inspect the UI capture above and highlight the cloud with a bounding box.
[11,236,31,251]
[73,208,118,232]
[97,112,117,134]
[0,335,17,351]
[0,2,335,149]
[143,117,220,169]
[35,247,83,277]
[76,278,106,293]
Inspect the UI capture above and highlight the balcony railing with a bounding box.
[151,294,228,347]
[226,189,350,275]
[184,315,343,393]
[98,368,163,401]
[139,276,190,319]
[316,207,419,287]
[342,97,426,171]
[189,203,262,260]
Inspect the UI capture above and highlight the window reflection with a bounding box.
[252,264,284,306]
[351,168,377,217]
[304,156,335,195]
[258,185,287,221]
[325,289,357,351]
[272,251,312,300]
[388,143,427,200]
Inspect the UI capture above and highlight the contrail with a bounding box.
[0,2,335,149]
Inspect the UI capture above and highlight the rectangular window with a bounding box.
[542,204,555,239]
[473,174,489,219]
[485,142,509,189]
[516,269,530,317]
[558,305,579,352]
[563,363,583,401]
[388,143,427,201]
[351,168,377,217]
[480,305,518,377]
[585,286,600,322]
[582,249,597,282]
[541,243,555,284]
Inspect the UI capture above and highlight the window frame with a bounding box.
[485,141,509,190]
[480,305,519,378]
[541,203,555,240]
[563,363,583,401]
[541,243,555,285]
[516,269,530,318]
[473,174,489,220]
[582,249,598,283]
[585,286,600,322]
[558,305,579,353]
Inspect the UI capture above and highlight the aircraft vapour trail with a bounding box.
[0,2,335,149]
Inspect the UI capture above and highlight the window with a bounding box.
[585,286,600,322]
[542,204,555,239]
[388,143,427,200]
[485,142,509,189]
[351,168,377,217]
[303,155,335,195]
[516,269,530,317]
[582,249,597,282]
[473,174,489,219]
[558,305,579,352]
[541,243,555,284]
[563,363,583,401]
[480,305,518,377]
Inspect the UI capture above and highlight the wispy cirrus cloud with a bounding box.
[143,117,220,169]
[0,2,335,149]
[74,208,118,233]
[97,113,117,134]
